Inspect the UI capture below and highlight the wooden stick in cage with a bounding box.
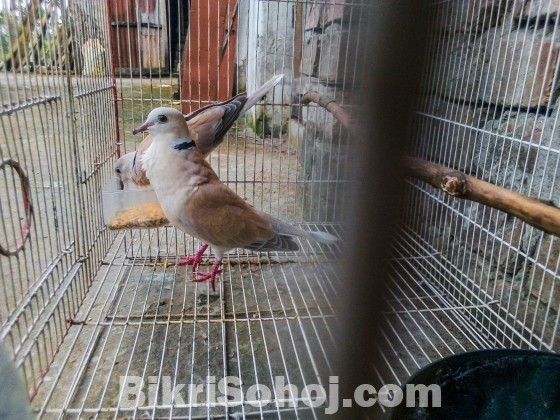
[402,157,560,236]
[303,91,560,237]
[301,92,361,137]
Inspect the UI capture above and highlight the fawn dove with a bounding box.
[133,107,338,292]
[116,74,284,189]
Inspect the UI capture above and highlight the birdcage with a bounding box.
[0,0,558,418]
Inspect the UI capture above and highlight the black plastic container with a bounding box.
[390,349,560,419]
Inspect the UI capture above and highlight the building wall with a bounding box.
[237,1,363,222]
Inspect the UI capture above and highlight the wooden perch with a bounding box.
[302,91,361,137]
[403,156,560,236]
[303,91,560,236]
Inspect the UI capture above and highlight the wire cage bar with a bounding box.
[369,4,560,415]
[0,0,118,403]
[0,0,558,418]
[405,0,560,352]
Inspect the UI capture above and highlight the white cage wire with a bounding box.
[0,0,558,418]
[371,1,560,415]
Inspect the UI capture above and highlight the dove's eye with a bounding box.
[158,115,168,123]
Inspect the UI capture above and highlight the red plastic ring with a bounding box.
[0,159,33,257]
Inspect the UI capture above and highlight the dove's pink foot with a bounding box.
[176,244,209,270]
[193,258,223,293]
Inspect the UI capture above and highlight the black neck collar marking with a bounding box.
[173,140,195,150]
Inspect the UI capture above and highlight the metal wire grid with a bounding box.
[31,225,341,418]
[30,223,499,418]
[3,0,557,417]
[0,0,118,400]
[400,182,559,350]
[113,0,359,224]
[404,0,559,353]
[0,0,361,412]
[369,1,560,413]
[371,228,492,417]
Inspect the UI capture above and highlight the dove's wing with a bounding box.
[186,94,247,155]
[125,135,154,186]
[183,180,299,252]
[186,74,284,156]
[240,74,283,114]
[137,134,153,154]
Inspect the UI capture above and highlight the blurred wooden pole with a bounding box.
[293,0,303,79]
[336,1,428,417]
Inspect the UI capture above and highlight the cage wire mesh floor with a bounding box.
[1,0,560,418]
[32,225,343,418]
[30,221,503,418]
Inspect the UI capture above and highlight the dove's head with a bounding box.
[135,108,198,180]
[132,107,188,137]
[114,153,134,189]
[114,151,149,190]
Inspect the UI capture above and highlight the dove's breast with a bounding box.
[141,142,206,237]
[156,184,199,236]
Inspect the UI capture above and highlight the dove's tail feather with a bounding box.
[240,74,284,115]
[244,233,299,253]
[267,215,339,245]
[308,231,339,244]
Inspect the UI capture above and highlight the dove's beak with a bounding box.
[132,121,154,135]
